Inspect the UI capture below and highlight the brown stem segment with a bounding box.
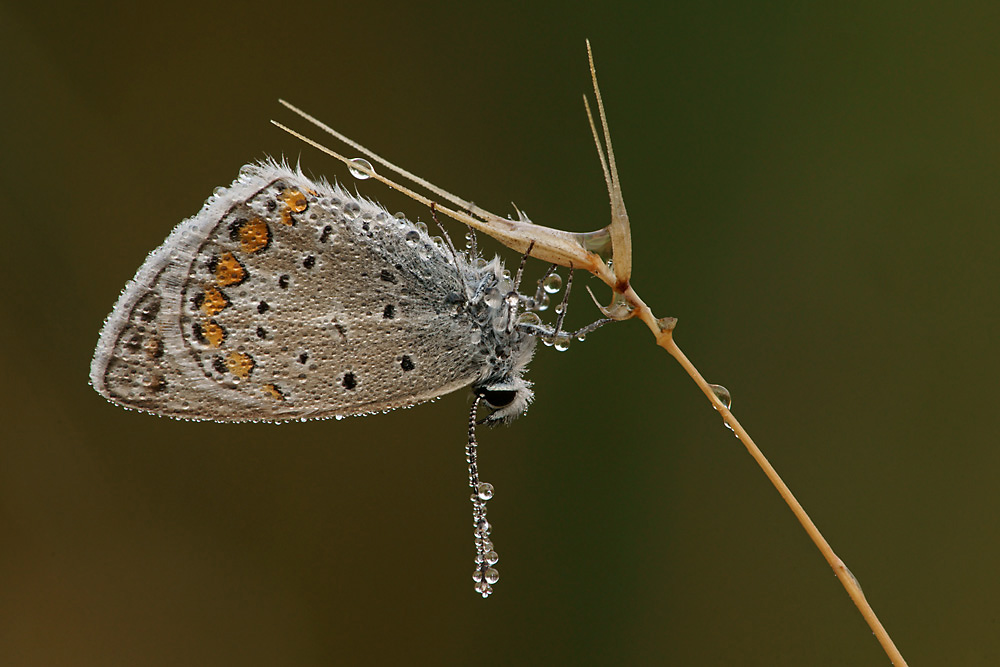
[624,285,908,666]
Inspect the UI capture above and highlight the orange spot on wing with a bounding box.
[143,335,163,359]
[261,383,286,400]
[201,319,226,348]
[200,285,229,316]
[280,188,307,225]
[239,217,271,254]
[225,351,255,379]
[214,252,247,286]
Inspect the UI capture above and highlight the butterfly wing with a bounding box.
[90,162,487,422]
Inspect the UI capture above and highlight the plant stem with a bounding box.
[625,286,908,666]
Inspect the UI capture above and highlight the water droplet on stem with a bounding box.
[517,312,541,326]
[542,273,562,294]
[348,157,374,180]
[709,383,731,409]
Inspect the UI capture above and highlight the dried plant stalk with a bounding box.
[275,40,908,667]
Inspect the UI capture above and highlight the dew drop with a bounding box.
[554,336,571,352]
[709,383,732,409]
[517,312,541,326]
[572,225,613,261]
[348,157,374,180]
[404,230,420,246]
[475,519,491,537]
[414,221,428,234]
[484,568,499,584]
[485,550,499,565]
[542,273,563,294]
[844,564,863,591]
[602,291,634,319]
[477,482,494,500]
[483,288,501,308]
[534,294,550,312]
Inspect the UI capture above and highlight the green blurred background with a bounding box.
[2,2,998,665]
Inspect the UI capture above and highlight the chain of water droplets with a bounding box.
[467,395,499,597]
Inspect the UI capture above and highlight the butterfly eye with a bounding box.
[480,389,517,409]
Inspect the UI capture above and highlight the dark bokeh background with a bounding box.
[2,2,998,665]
